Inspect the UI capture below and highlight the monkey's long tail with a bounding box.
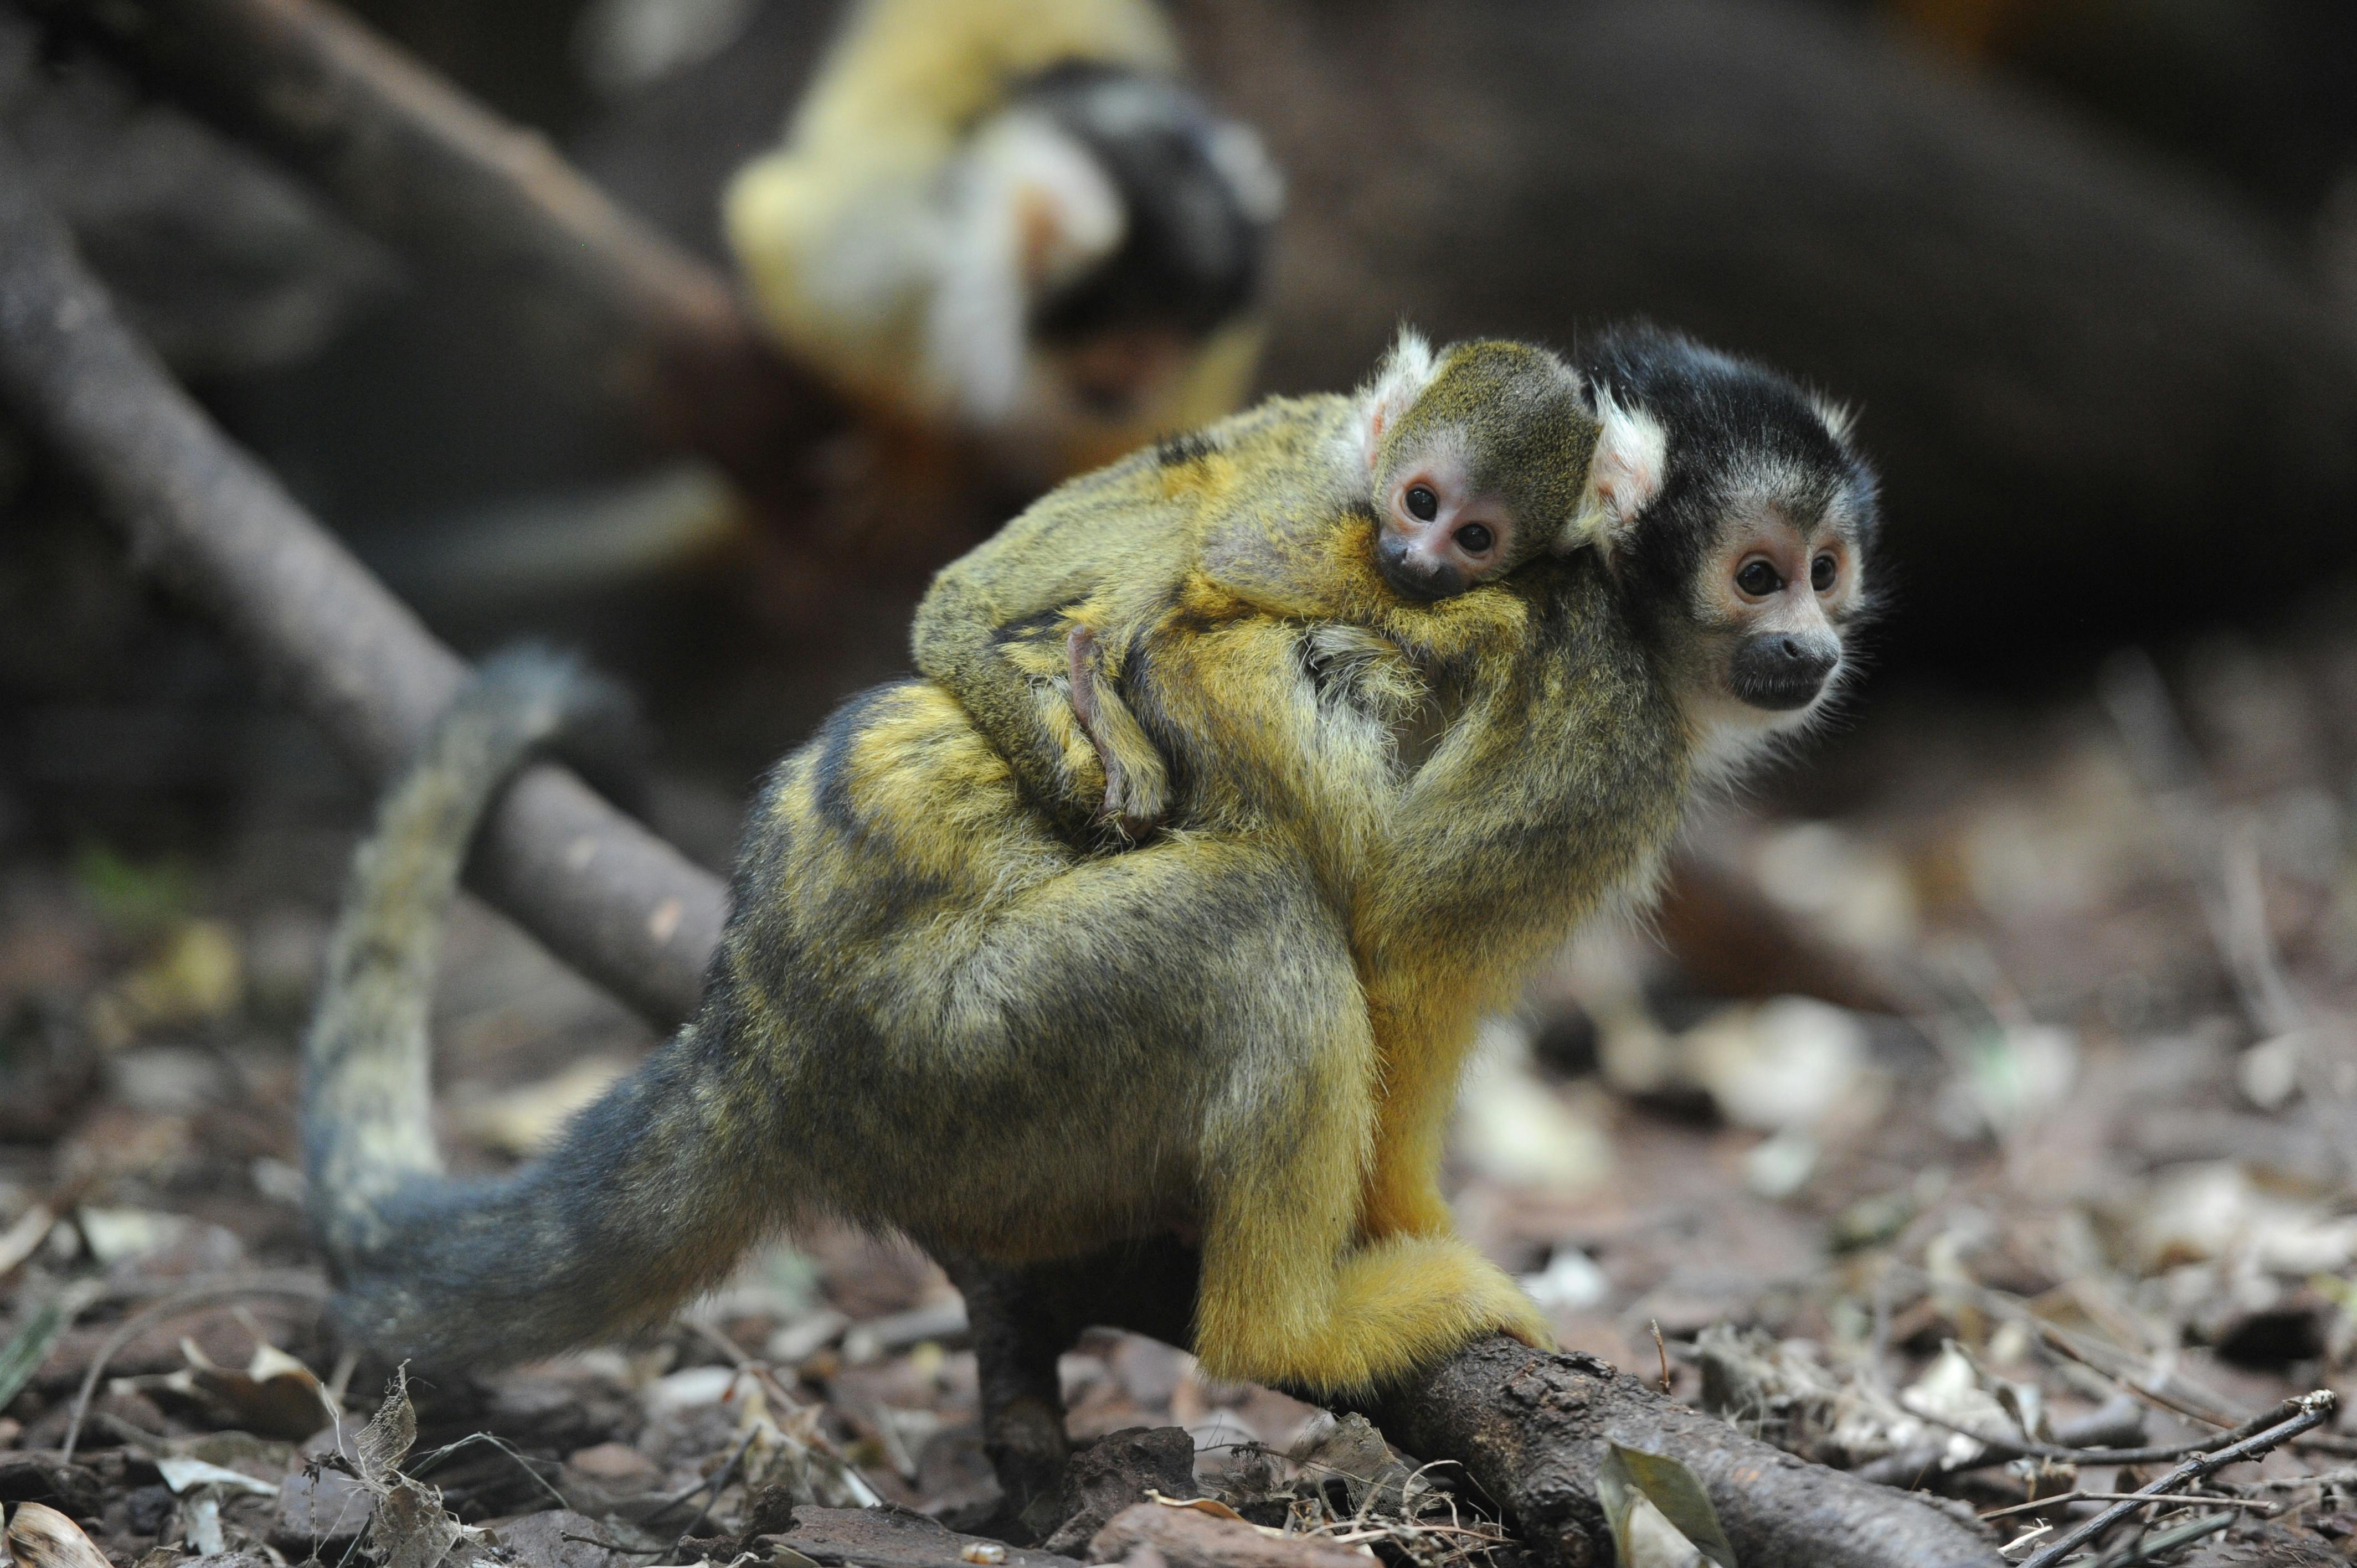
[302,651,776,1368]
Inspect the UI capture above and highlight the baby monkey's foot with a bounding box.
[1065,623,1168,837]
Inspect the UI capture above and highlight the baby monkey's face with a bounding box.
[1372,440,1523,601]
[1356,336,1597,604]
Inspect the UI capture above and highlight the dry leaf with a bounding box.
[1596,1445,1735,1568]
[156,1456,280,1498]
[1149,1490,1251,1524]
[356,1366,419,1486]
[182,1495,224,1556]
[168,1340,334,1439]
[1618,1495,1707,1568]
[0,1203,55,1279]
[373,1476,463,1568]
[6,1503,112,1568]
[74,1206,190,1267]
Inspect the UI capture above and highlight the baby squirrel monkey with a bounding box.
[725,0,1281,483]
[302,324,1877,1400]
[912,332,1660,836]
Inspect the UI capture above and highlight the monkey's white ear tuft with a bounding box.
[1561,389,1668,557]
[970,110,1128,296]
[1353,327,1439,474]
[1810,394,1857,443]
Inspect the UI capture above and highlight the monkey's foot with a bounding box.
[1199,1236,1554,1397]
[1063,623,1167,838]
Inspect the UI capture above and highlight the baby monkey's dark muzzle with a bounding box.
[1730,631,1839,710]
[1374,534,1465,602]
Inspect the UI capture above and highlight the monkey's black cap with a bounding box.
[1015,60,1281,344]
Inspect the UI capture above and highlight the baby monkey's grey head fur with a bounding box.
[1574,324,1881,777]
[1351,333,1607,601]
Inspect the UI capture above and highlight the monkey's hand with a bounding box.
[1066,623,1170,839]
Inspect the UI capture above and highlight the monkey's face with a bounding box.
[1573,323,1879,772]
[1372,445,1520,601]
[1670,499,1871,755]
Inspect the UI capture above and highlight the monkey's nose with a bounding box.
[1730,631,1839,710]
[1374,534,1461,602]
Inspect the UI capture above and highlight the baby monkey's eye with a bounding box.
[1454,523,1494,554]
[1811,554,1837,591]
[1404,484,1439,522]
[1735,559,1782,597]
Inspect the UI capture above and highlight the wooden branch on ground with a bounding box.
[1370,1337,1996,1568]
[962,1242,1999,1566]
[0,131,723,1027]
[30,0,843,512]
[0,130,1998,1568]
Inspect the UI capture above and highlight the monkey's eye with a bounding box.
[1735,559,1783,597]
[1811,554,1837,592]
[1454,523,1494,555]
[1404,484,1440,522]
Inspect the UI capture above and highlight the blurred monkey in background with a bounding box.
[725,0,1282,484]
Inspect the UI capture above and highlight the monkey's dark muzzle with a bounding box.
[1731,632,1838,710]
[1374,534,1464,601]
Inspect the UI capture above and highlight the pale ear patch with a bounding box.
[1809,393,1857,443]
[974,112,1127,293]
[928,111,1125,422]
[1354,327,1439,474]
[1560,390,1668,556]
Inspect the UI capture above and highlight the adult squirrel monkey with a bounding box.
[916,324,1860,840]
[303,324,1878,1398]
[724,0,1281,483]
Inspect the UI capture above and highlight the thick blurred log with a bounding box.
[31,0,843,512]
[0,129,723,1027]
[1173,0,2357,669]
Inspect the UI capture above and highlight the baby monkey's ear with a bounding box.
[1352,327,1440,475]
[1561,387,1667,561]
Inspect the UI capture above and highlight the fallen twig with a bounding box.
[1978,1491,2275,1520]
[1853,1399,2154,1489]
[2017,1390,2335,1568]
[1883,1263,2246,1430]
[1900,1394,2314,1471]
[667,1428,756,1557]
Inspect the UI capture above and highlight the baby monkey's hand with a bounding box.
[1066,624,1171,839]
